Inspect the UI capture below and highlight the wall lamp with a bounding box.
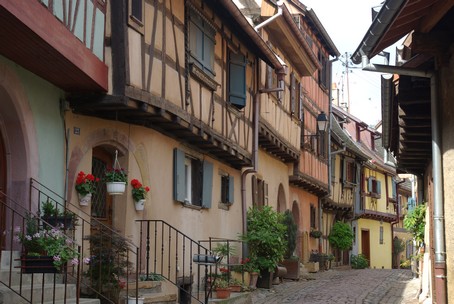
[303,111,328,138]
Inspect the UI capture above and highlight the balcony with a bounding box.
[0,0,107,92]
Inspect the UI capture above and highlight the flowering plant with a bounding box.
[240,257,259,273]
[104,168,128,183]
[75,171,99,195]
[130,179,150,201]
[15,214,79,270]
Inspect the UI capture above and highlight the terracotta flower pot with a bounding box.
[215,288,231,299]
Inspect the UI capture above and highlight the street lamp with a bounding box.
[303,111,328,139]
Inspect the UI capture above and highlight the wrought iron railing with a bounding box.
[136,220,220,304]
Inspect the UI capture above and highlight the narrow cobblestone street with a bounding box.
[252,268,420,304]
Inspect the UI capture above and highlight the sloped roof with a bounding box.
[331,115,369,161]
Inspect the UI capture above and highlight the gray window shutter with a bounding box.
[342,158,347,182]
[229,52,246,108]
[201,160,213,208]
[377,180,382,196]
[290,73,296,114]
[368,177,373,192]
[173,148,186,202]
[299,83,304,121]
[392,180,397,199]
[227,176,234,204]
[331,156,336,181]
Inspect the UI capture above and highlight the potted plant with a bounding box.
[328,221,354,266]
[280,210,300,280]
[212,278,230,299]
[310,228,322,238]
[241,206,287,289]
[41,199,77,229]
[130,179,150,211]
[15,214,80,273]
[75,171,99,205]
[104,167,128,195]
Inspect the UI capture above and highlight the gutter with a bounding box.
[360,56,446,303]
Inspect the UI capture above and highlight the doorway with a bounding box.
[361,229,370,266]
[91,147,114,228]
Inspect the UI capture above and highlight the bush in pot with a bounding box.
[241,206,286,289]
[281,210,300,280]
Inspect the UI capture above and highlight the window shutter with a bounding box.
[266,65,273,89]
[251,175,257,206]
[331,156,336,181]
[299,83,304,121]
[201,160,213,208]
[264,182,269,205]
[392,179,397,199]
[377,180,382,196]
[227,176,234,204]
[173,148,186,203]
[367,177,373,192]
[290,73,296,114]
[229,52,246,108]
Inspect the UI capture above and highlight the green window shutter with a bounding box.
[201,160,213,208]
[229,52,246,108]
[367,177,373,192]
[392,179,397,199]
[173,148,186,203]
[377,180,382,196]
[227,176,234,204]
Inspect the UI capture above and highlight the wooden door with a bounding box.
[361,229,370,266]
[0,133,6,252]
[91,147,113,228]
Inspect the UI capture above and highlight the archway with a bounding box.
[277,183,286,213]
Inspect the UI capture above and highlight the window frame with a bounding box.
[128,0,144,34]
[220,174,234,205]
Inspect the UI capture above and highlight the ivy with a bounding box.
[328,221,353,251]
[404,203,426,244]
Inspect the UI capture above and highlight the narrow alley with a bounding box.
[252,268,420,304]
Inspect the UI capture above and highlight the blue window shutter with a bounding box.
[173,148,186,202]
[377,180,382,195]
[368,177,373,192]
[227,176,234,204]
[229,52,246,108]
[201,160,213,208]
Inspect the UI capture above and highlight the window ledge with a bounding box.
[189,63,218,91]
[218,202,232,211]
[180,202,203,210]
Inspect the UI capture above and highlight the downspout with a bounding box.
[254,1,283,32]
[361,56,446,303]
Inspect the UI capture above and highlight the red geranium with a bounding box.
[75,171,99,195]
[130,179,150,201]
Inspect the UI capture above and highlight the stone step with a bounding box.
[0,283,77,303]
[42,298,101,304]
[141,291,177,304]
[0,269,64,286]
[125,280,162,293]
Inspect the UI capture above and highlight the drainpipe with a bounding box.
[361,56,446,303]
[254,1,284,32]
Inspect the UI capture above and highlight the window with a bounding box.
[221,174,234,204]
[188,7,215,78]
[310,204,316,229]
[367,177,381,198]
[228,51,246,109]
[318,51,328,89]
[130,0,143,22]
[342,158,356,185]
[331,156,336,182]
[173,148,213,208]
[252,176,268,207]
[266,64,279,100]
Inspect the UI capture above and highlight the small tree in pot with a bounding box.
[280,210,300,280]
[328,221,354,266]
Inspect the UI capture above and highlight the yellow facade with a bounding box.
[357,218,392,269]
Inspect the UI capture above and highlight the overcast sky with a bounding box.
[302,0,387,126]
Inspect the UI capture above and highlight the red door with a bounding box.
[361,229,371,266]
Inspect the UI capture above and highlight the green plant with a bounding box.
[84,229,132,303]
[404,203,426,244]
[15,214,79,270]
[75,171,99,195]
[130,179,150,201]
[283,210,297,259]
[140,273,164,281]
[351,254,368,269]
[309,229,322,238]
[104,167,128,183]
[328,221,354,250]
[212,277,229,289]
[241,206,287,272]
[213,243,236,263]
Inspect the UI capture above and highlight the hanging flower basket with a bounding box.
[134,199,145,211]
[78,192,92,206]
[106,181,127,195]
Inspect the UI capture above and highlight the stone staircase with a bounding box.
[0,256,100,304]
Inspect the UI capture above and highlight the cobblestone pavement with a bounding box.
[251,268,420,304]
